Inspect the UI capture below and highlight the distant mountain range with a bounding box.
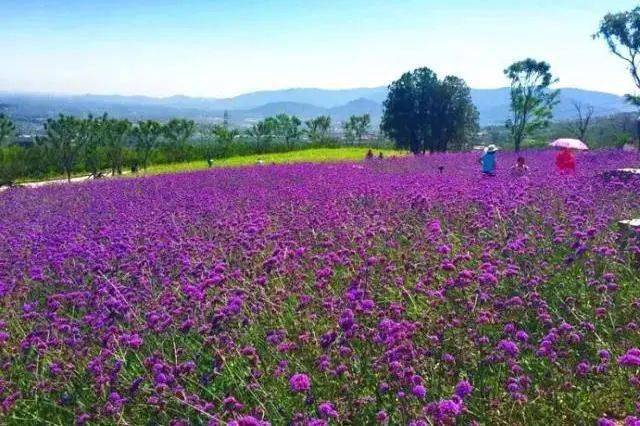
[0,86,634,129]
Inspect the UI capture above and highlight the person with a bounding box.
[479,145,498,176]
[555,147,575,173]
[378,151,384,160]
[207,158,213,168]
[510,156,529,176]
[365,149,374,160]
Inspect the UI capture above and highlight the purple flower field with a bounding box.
[1,150,639,425]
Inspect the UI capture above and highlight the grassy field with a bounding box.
[10,147,406,187]
[145,147,405,175]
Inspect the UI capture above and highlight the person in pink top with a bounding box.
[555,148,576,173]
[510,156,529,176]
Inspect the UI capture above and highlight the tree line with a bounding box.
[480,109,637,151]
[0,112,376,184]
[0,114,197,184]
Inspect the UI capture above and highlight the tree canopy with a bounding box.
[38,115,90,181]
[97,114,132,175]
[0,114,15,147]
[595,6,640,105]
[0,114,18,185]
[381,67,479,153]
[209,124,239,158]
[246,119,276,153]
[275,114,303,150]
[305,116,331,143]
[504,59,559,152]
[163,119,195,162]
[343,114,371,144]
[131,120,163,170]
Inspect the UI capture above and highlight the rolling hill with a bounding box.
[0,86,634,130]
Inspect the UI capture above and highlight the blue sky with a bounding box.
[0,0,638,97]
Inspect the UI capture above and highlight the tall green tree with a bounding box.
[246,119,275,153]
[343,114,371,144]
[439,76,480,152]
[82,115,103,177]
[98,115,131,175]
[275,114,303,150]
[0,114,19,186]
[163,118,195,163]
[595,6,640,106]
[38,114,89,181]
[504,59,559,152]
[211,124,239,158]
[0,114,15,147]
[305,115,331,143]
[381,67,479,153]
[131,120,163,170]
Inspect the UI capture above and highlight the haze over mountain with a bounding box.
[0,86,634,131]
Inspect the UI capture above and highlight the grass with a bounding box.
[145,147,406,175]
[9,147,406,187]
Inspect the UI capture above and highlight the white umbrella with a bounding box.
[550,138,589,150]
[472,145,499,153]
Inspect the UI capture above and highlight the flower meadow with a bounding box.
[0,150,639,425]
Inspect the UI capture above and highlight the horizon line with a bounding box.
[0,85,628,100]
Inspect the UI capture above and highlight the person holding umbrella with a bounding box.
[550,138,588,173]
[555,148,576,173]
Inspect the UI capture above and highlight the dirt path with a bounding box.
[0,171,130,192]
